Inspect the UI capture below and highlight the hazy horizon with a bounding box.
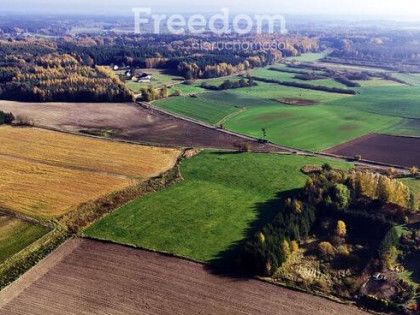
[2,0,420,19]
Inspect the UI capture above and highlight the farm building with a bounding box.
[138,73,152,83]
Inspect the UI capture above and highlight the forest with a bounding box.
[0,41,134,102]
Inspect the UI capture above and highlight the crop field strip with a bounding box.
[0,126,180,219]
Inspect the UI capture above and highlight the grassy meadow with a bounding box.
[224,105,398,151]
[0,215,50,263]
[84,151,352,262]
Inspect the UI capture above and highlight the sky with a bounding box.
[3,0,420,18]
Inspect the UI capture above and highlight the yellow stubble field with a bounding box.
[0,126,180,219]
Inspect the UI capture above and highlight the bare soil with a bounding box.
[325,133,420,168]
[0,238,367,315]
[0,101,282,152]
[275,98,319,106]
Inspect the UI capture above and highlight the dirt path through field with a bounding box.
[0,238,367,315]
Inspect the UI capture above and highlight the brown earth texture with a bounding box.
[0,101,282,152]
[0,238,367,315]
[325,133,420,168]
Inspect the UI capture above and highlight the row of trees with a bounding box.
[252,76,357,95]
[348,171,414,210]
[200,77,256,91]
[139,86,168,102]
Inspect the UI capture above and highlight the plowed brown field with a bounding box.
[325,133,420,168]
[0,238,367,315]
[0,101,282,152]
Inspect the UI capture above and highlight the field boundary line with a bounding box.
[0,208,50,227]
[82,236,206,265]
[0,232,73,304]
[215,107,246,127]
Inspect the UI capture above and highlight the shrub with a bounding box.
[336,220,347,237]
[172,89,182,96]
[381,246,398,269]
[322,163,332,172]
[387,167,396,177]
[0,111,14,125]
[318,241,336,259]
[410,166,419,177]
[258,232,265,244]
[282,240,290,260]
[290,240,299,253]
[354,155,362,161]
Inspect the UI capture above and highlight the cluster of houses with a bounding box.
[113,65,152,83]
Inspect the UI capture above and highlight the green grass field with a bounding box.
[286,52,328,62]
[0,215,50,264]
[154,95,239,124]
[84,151,352,262]
[332,86,420,120]
[169,82,206,95]
[155,80,351,130]
[225,104,399,151]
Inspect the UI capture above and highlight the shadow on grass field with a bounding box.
[206,188,302,277]
[84,150,352,266]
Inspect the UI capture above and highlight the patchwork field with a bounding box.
[154,60,420,154]
[0,215,50,264]
[0,238,367,315]
[325,133,420,167]
[85,151,352,262]
[0,126,180,219]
